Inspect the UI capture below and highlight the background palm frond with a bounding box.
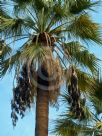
[53,117,95,136]
[0,15,30,38]
[0,40,12,58]
[64,42,100,73]
[90,80,102,114]
[68,14,102,44]
[76,68,98,92]
[0,51,21,77]
[69,0,100,15]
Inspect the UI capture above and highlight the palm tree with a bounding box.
[0,0,102,135]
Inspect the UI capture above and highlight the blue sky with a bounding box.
[0,4,102,136]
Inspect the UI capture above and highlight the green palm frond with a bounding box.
[13,0,50,14]
[91,96,102,114]
[0,4,9,17]
[20,43,46,62]
[0,40,12,77]
[76,68,98,92]
[69,0,100,14]
[94,80,102,100]
[52,90,100,136]
[68,14,102,44]
[52,2,68,20]
[0,40,12,59]
[53,119,80,136]
[35,8,50,33]
[64,42,100,73]
[0,16,30,37]
[90,80,102,114]
[0,51,21,77]
[0,42,53,78]
[33,0,50,12]
[61,92,93,121]
[65,67,97,92]
[96,122,102,132]
[13,0,32,11]
[53,117,94,136]
[81,105,92,121]
[75,50,100,72]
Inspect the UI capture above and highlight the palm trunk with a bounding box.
[35,88,49,136]
[35,64,49,136]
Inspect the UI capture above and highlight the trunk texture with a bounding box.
[35,65,49,136]
[35,88,49,136]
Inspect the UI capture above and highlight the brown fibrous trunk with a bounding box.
[35,66,49,136]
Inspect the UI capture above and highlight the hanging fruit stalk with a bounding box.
[68,67,85,119]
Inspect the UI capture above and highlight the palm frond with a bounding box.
[0,3,9,17]
[35,8,50,33]
[64,42,100,73]
[90,80,102,114]
[52,90,101,136]
[53,119,80,136]
[52,2,68,20]
[12,0,32,14]
[20,43,46,62]
[93,80,102,100]
[0,51,21,78]
[61,91,93,121]
[96,122,102,132]
[91,96,102,114]
[53,117,94,136]
[0,40,12,59]
[0,40,12,78]
[68,14,102,44]
[13,0,50,15]
[69,0,100,14]
[0,15,31,38]
[33,0,50,12]
[76,68,97,92]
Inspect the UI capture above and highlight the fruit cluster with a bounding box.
[68,73,85,120]
[11,64,34,126]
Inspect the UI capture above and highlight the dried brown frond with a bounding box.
[36,46,63,102]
